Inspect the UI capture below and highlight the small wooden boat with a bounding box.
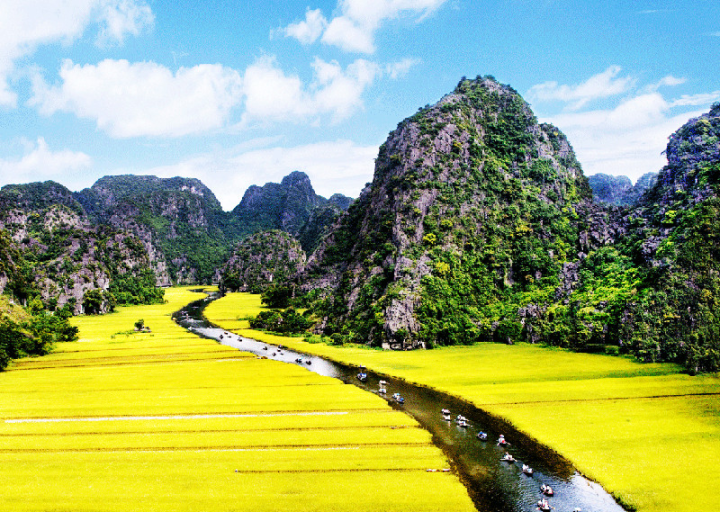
[501,453,515,463]
[379,380,387,387]
[441,408,451,415]
[540,484,554,496]
[457,419,469,428]
[537,499,551,511]
[522,464,534,476]
[392,393,405,404]
[497,435,509,446]
[477,431,488,441]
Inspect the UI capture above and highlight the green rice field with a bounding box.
[0,288,475,512]
[206,292,720,512]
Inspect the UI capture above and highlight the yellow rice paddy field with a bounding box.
[206,292,720,512]
[0,288,475,512]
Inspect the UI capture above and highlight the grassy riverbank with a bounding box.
[0,287,474,512]
[206,292,720,512]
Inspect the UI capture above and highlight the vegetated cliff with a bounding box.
[76,175,229,284]
[615,104,720,372]
[230,171,353,252]
[588,172,657,206]
[219,230,306,293]
[298,76,720,372]
[0,181,163,314]
[300,76,598,349]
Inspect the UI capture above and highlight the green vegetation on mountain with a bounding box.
[296,77,720,372]
[588,172,657,205]
[232,171,352,252]
[220,230,306,293]
[77,175,229,284]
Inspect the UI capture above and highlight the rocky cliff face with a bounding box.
[613,104,720,372]
[301,76,596,348]
[588,172,657,206]
[219,230,306,293]
[298,79,720,372]
[0,182,159,313]
[77,175,228,284]
[230,171,352,252]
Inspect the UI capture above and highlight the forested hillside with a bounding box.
[294,76,720,372]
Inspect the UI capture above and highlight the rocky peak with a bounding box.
[301,75,593,347]
[648,105,720,205]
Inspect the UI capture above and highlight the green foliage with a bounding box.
[261,285,293,309]
[109,270,165,306]
[220,231,306,294]
[249,307,313,334]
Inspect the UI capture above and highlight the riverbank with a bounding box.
[0,287,474,512]
[205,292,720,512]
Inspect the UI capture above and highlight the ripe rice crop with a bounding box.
[0,287,474,512]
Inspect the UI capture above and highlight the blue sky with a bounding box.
[0,0,718,210]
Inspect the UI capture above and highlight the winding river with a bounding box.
[174,292,625,512]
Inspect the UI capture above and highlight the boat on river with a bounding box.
[522,464,534,476]
[392,393,405,404]
[540,484,554,496]
[477,431,488,441]
[501,453,515,463]
[357,372,368,382]
[537,499,551,511]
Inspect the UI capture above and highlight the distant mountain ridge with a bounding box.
[588,172,657,206]
[0,171,353,310]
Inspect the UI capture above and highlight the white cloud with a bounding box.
[30,54,380,136]
[0,138,92,185]
[540,90,720,182]
[527,66,635,110]
[96,0,154,46]
[671,91,720,107]
[385,58,420,79]
[648,75,686,90]
[138,140,379,210]
[30,59,243,138]
[283,0,449,54]
[528,67,720,183]
[0,0,153,107]
[282,8,327,45]
[240,56,379,125]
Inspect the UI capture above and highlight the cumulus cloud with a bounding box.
[530,70,720,182]
[96,0,154,46]
[30,59,243,138]
[139,140,379,210]
[0,0,153,107]
[0,138,92,185]
[282,8,327,45]
[282,0,449,54]
[240,56,379,126]
[29,54,381,137]
[527,66,635,110]
[385,58,420,79]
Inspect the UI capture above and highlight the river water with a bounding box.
[174,293,626,512]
